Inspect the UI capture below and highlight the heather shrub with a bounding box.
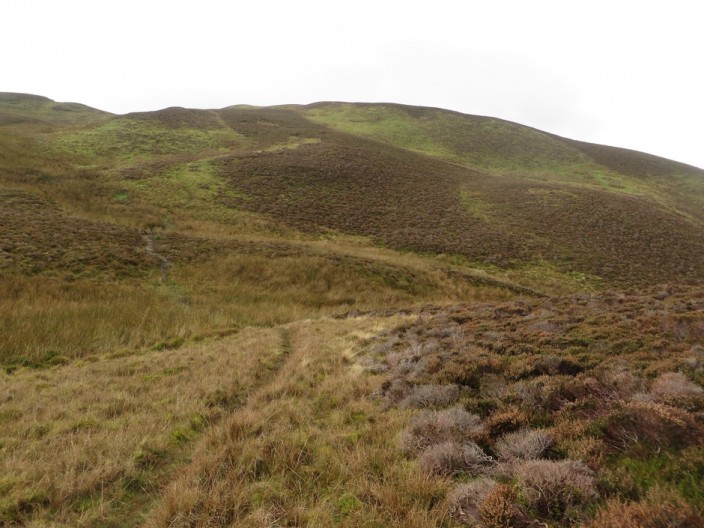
[494,428,553,461]
[418,441,493,476]
[681,345,704,373]
[398,383,460,409]
[479,374,509,400]
[379,378,410,409]
[385,350,424,378]
[530,355,582,376]
[479,483,524,528]
[513,376,577,412]
[596,364,645,400]
[484,408,528,438]
[357,356,388,374]
[400,407,483,454]
[559,435,605,465]
[447,477,496,526]
[437,356,503,389]
[602,400,701,451]
[585,487,703,528]
[650,372,703,409]
[514,460,598,519]
[651,372,702,396]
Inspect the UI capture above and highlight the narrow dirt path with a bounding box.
[141,315,448,527]
[143,233,171,282]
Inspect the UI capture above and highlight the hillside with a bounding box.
[3,94,704,290]
[1,93,703,526]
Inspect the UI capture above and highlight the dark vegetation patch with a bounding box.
[571,140,704,180]
[218,132,525,264]
[217,125,704,286]
[0,190,158,279]
[464,176,704,285]
[0,188,459,290]
[368,286,704,526]
[127,107,223,129]
[217,106,326,147]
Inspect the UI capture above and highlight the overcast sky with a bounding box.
[4,1,703,168]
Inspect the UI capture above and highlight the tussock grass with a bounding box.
[0,243,513,365]
[145,316,454,527]
[0,326,286,526]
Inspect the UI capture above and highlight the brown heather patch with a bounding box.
[217,106,325,147]
[602,400,702,451]
[0,190,157,279]
[479,483,523,528]
[462,175,704,286]
[483,408,529,439]
[368,285,704,525]
[218,135,524,264]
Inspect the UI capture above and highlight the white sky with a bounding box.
[3,0,703,169]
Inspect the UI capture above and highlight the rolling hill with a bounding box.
[1,92,703,527]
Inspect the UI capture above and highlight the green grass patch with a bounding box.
[304,103,673,200]
[50,116,245,164]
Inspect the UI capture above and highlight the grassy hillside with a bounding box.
[0,92,110,125]
[1,93,703,526]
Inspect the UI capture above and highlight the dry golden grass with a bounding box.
[144,316,455,527]
[1,244,515,365]
[0,326,287,526]
[1,275,202,364]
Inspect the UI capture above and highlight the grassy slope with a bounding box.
[0,92,110,126]
[300,102,704,284]
[0,326,288,526]
[0,97,526,365]
[303,102,704,196]
[2,94,704,526]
